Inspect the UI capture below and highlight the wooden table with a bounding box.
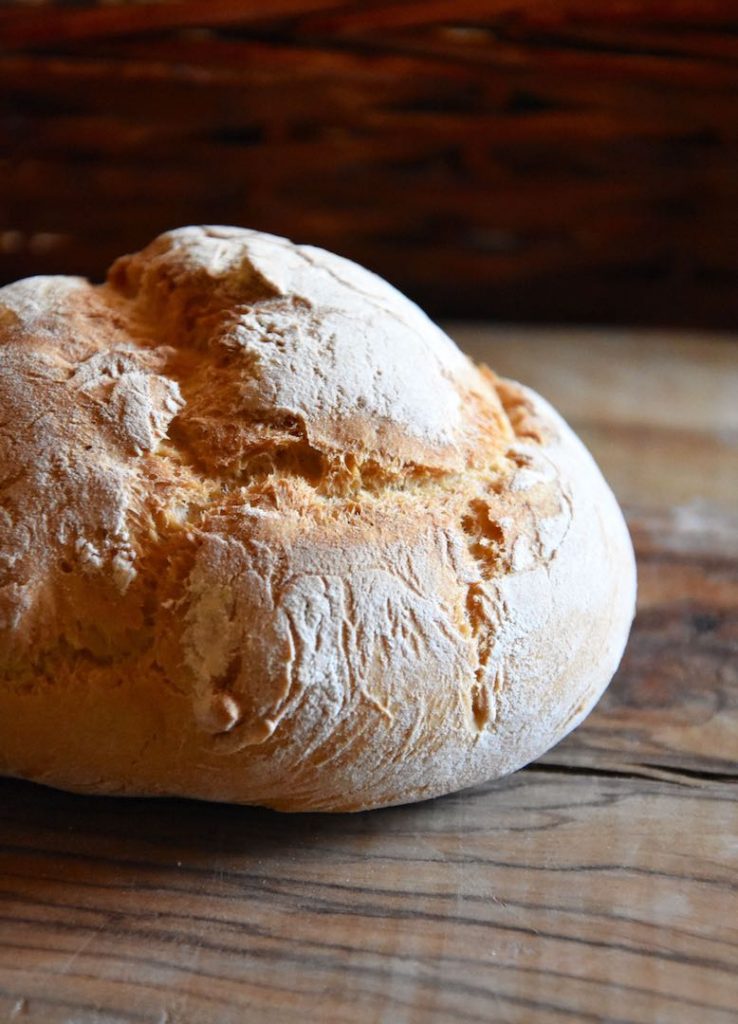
[1,328,736,1023]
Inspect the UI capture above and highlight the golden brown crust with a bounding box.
[0,227,636,811]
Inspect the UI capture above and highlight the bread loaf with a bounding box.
[0,227,636,811]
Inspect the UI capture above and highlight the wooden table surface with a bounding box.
[0,328,736,1024]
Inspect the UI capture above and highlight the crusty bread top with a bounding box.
[0,226,512,663]
[0,227,635,810]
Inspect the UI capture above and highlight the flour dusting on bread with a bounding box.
[0,227,636,810]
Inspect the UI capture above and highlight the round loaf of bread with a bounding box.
[0,227,636,811]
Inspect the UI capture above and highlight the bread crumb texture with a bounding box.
[0,227,636,810]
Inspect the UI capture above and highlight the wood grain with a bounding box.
[1,1,738,326]
[0,327,736,1023]
[1,773,736,1024]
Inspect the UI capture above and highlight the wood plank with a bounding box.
[0,0,343,49]
[298,0,738,35]
[0,772,735,1024]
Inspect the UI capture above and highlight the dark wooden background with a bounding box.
[1,0,737,327]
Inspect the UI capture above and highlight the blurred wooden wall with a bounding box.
[1,1,737,326]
